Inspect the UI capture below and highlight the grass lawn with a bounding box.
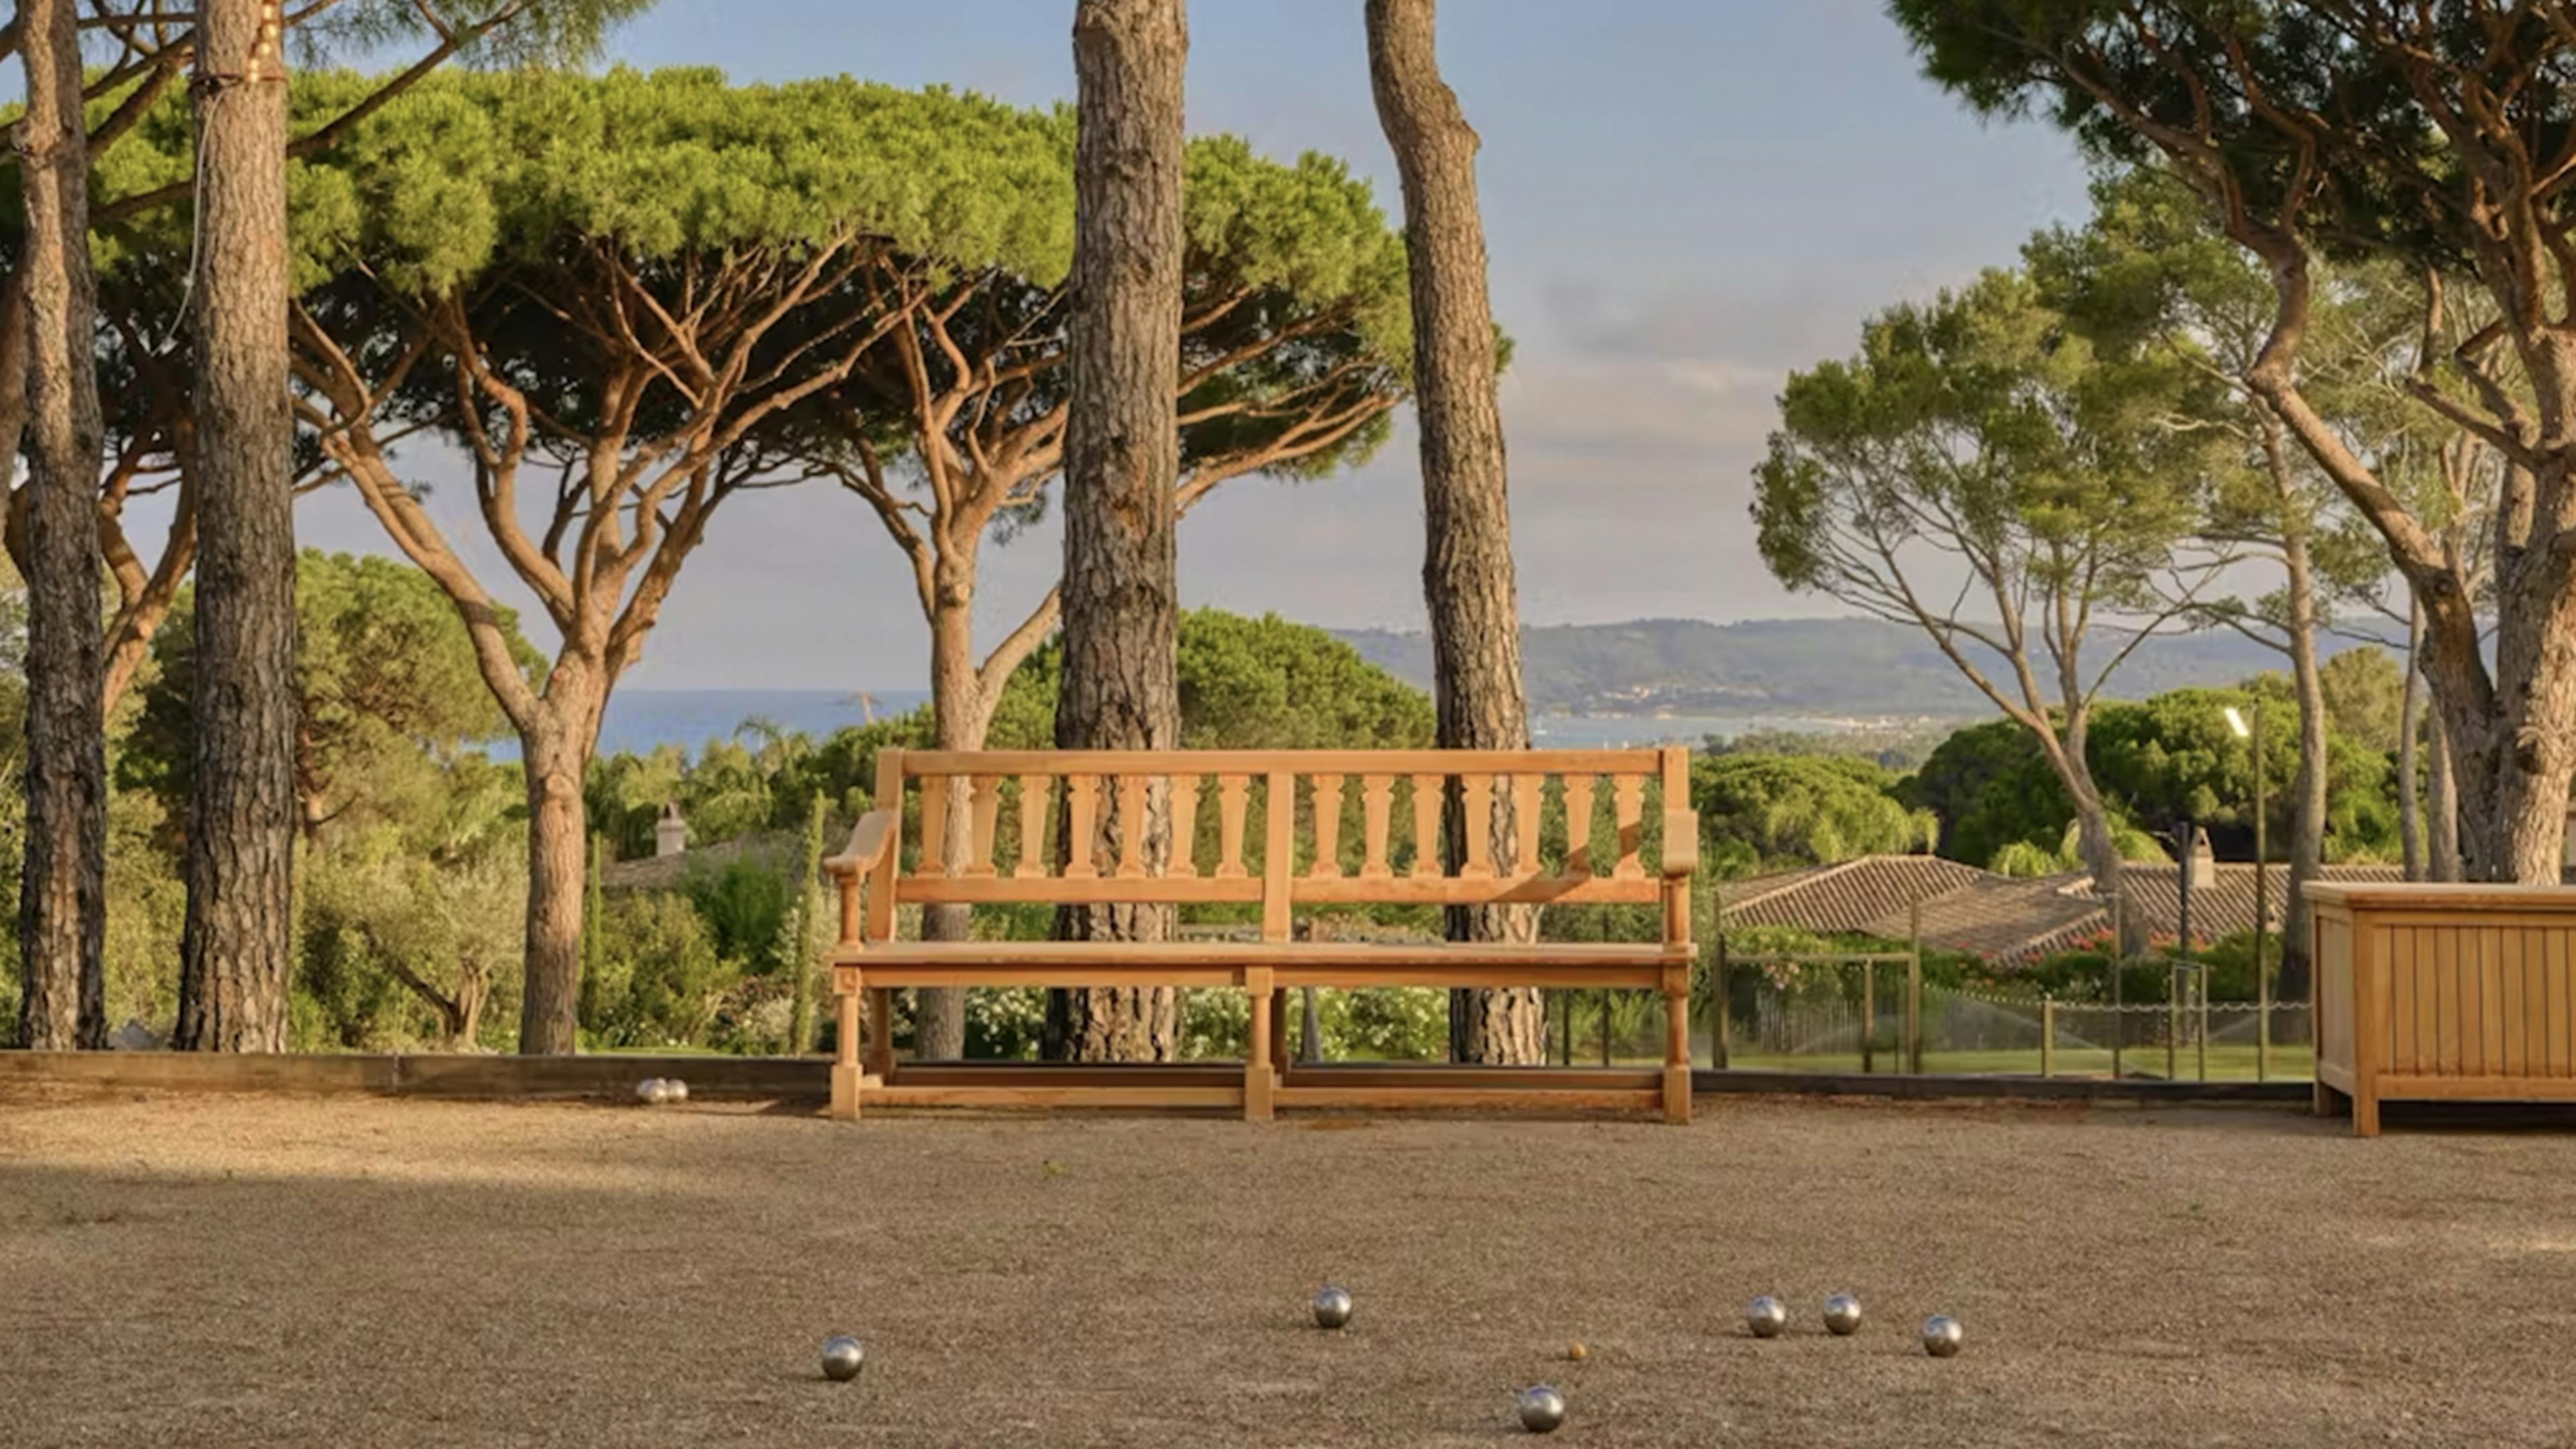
[1716,1042,2318,1081]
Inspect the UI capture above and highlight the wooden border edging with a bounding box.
[1,1052,2312,1109]
[1693,1068,2310,1105]
[0,1051,830,1099]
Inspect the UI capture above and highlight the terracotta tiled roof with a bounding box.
[1718,856,1995,934]
[1717,853,2409,965]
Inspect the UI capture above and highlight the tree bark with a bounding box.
[1366,0,1542,1066]
[176,0,298,1052]
[914,596,986,1060]
[2278,529,2326,1012]
[2399,600,2424,881]
[2428,705,2463,884]
[13,0,109,1051]
[2061,759,2139,954]
[1045,0,1189,1065]
[517,684,600,1055]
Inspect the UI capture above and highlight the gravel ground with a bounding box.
[5,1088,2575,1448]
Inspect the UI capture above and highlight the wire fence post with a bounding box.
[2041,993,2055,1078]
[1713,934,1731,1070]
[2109,894,2125,1081]
[2196,965,2210,1082]
[2167,961,2181,1082]
[1865,958,1881,1073]
[1906,900,1925,1075]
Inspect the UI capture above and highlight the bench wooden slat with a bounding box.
[1263,771,1295,941]
[1215,774,1250,879]
[965,775,1000,877]
[1511,774,1542,875]
[1460,774,1495,878]
[901,747,1662,775]
[891,873,1666,906]
[1409,773,1442,879]
[1564,773,1595,876]
[1613,774,1646,879]
[1360,773,1394,879]
[1064,774,1099,879]
[1169,773,1202,877]
[1309,773,1344,879]
[1014,773,1049,878]
[841,941,1688,965]
[1115,773,1150,878]
[920,773,952,878]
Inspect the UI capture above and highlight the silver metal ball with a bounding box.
[1517,1385,1567,1434]
[1746,1295,1788,1338]
[637,1077,667,1105]
[1823,1293,1863,1336]
[1311,1285,1353,1330]
[663,1079,688,1104]
[1921,1315,1964,1358]
[820,1334,865,1381]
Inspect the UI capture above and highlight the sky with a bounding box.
[282,0,2097,690]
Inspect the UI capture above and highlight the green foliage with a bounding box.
[2320,649,2404,755]
[1755,266,2210,621]
[580,892,738,1049]
[1909,683,2402,868]
[1690,754,1935,876]
[125,550,535,848]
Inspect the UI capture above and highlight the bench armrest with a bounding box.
[1661,808,1699,878]
[825,808,900,884]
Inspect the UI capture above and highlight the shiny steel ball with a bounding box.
[1746,1295,1788,1338]
[1311,1285,1354,1330]
[636,1077,667,1105]
[820,1334,865,1381]
[1921,1315,1964,1358]
[1823,1293,1864,1336]
[663,1078,688,1104]
[1517,1385,1567,1434]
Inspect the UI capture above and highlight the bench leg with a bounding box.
[866,987,896,1080]
[1245,973,1275,1122]
[830,969,865,1121]
[2312,1079,2335,1118]
[2353,1083,2380,1138]
[1662,972,1692,1126]
[1268,988,1291,1077]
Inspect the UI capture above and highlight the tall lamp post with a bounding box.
[2226,703,2268,1082]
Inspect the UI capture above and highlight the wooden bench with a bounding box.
[824,747,1699,1122]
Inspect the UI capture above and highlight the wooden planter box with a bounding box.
[2310,882,2576,1136]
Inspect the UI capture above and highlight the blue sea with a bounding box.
[534,692,1852,759]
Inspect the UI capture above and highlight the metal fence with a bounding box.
[1700,947,2314,1083]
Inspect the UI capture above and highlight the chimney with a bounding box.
[655,802,688,859]
[2180,824,2216,894]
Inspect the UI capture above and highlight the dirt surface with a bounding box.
[5,1089,2574,1448]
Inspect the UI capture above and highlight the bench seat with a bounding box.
[834,939,1687,990]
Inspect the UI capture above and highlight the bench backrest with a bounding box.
[851,747,1695,943]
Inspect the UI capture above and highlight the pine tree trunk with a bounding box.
[2399,601,2424,881]
[915,600,983,1060]
[2279,532,2327,1012]
[13,0,109,1051]
[176,0,298,1052]
[1366,0,1542,1066]
[2428,708,2461,883]
[518,702,596,1055]
[1045,0,1189,1065]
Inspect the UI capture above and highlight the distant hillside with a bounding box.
[1332,618,2373,720]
